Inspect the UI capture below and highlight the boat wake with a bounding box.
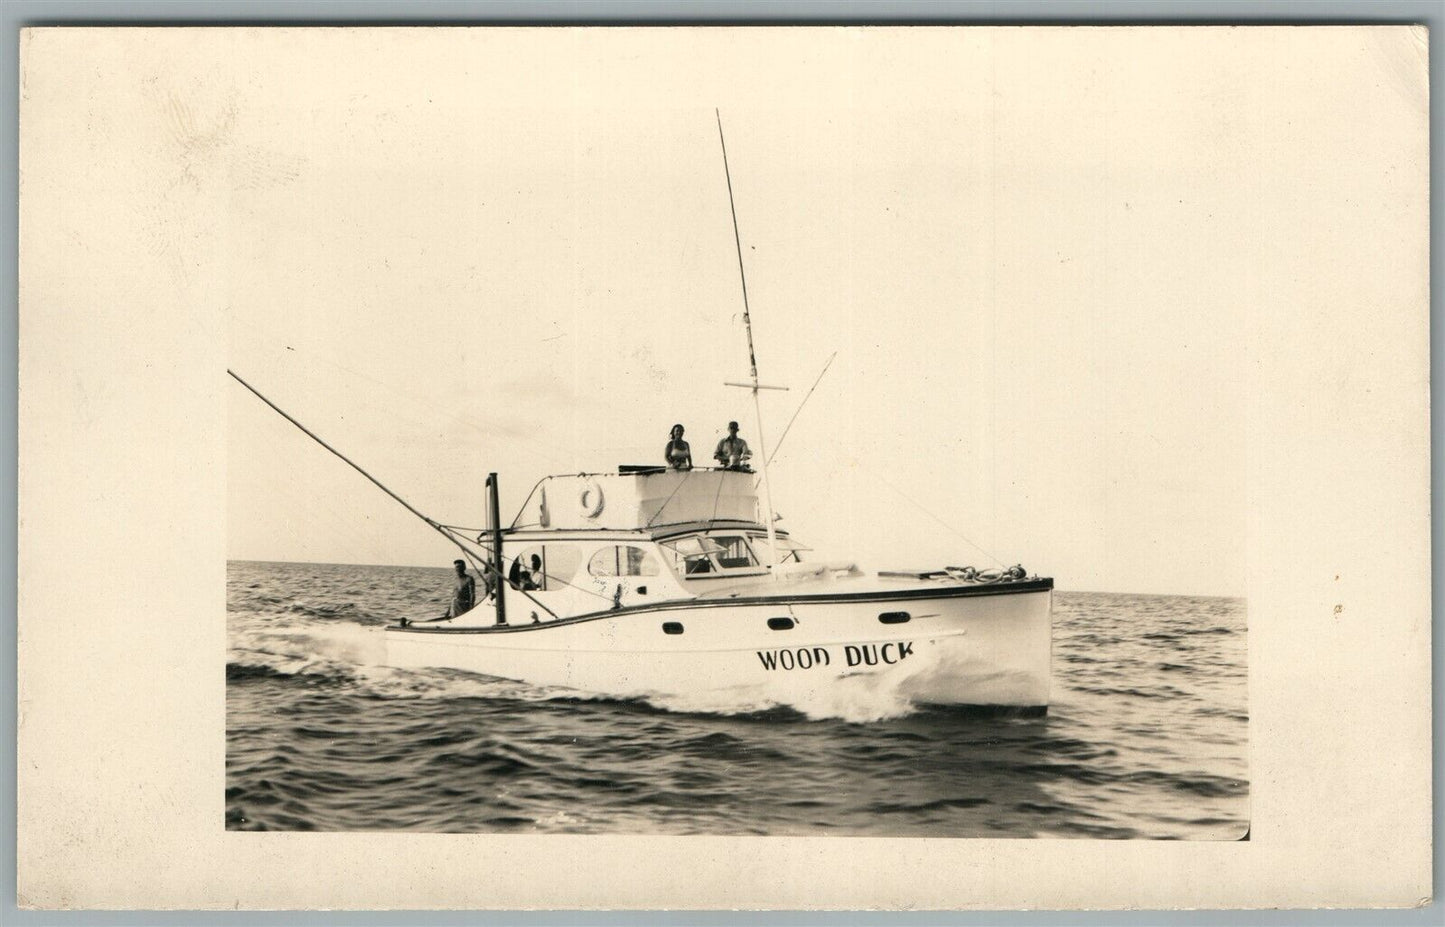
[639,675,919,723]
[228,620,387,681]
[228,620,584,703]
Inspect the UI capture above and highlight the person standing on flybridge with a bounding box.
[664,423,693,470]
[714,421,752,471]
[446,559,476,618]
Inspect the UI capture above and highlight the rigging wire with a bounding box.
[436,524,490,536]
[767,350,837,467]
[869,468,1005,567]
[706,467,729,527]
[643,467,695,528]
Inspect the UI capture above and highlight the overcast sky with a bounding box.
[218,28,1424,596]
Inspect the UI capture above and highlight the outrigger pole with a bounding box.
[229,369,449,533]
[228,369,557,620]
[715,110,788,577]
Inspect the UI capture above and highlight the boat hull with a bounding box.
[384,581,1052,709]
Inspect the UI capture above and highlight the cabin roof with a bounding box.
[505,519,790,543]
[511,469,762,532]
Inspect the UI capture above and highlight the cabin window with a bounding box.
[511,545,581,592]
[588,545,660,578]
[708,535,759,569]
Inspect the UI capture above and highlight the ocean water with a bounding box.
[226,560,1248,837]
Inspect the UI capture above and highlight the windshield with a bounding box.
[749,533,808,565]
[660,532,803,575]
[660,535,728,575]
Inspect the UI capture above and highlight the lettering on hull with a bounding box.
[756,647,830,671]
[756,641,915,672]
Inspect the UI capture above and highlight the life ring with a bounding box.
[579,480,605,519]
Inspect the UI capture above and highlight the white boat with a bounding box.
[239,113,1053,712]
[383,467,1053,711]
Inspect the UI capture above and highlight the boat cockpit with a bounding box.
[504,526,808,594]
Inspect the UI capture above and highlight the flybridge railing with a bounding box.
[617,464,758,475]
[508,464,762,531]
[506,468,763,531]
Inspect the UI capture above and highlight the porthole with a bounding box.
[878,611,911,625]
[767,617,795,631]
[662,622,684,635]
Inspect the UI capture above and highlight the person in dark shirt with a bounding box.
[664,423,693,470]
[447,559,477,617]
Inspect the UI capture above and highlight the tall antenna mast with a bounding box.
[716,109,787,576]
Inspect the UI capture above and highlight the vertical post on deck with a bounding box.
[487,472,507,626]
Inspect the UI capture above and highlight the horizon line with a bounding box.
[225,558,1247,600]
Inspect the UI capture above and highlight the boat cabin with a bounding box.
[496,469,809,620]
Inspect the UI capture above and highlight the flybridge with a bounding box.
[511,469,761,532]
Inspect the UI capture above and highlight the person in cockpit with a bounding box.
[510,553,545,591]
[445,559,476,617]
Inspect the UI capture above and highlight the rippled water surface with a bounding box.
[227,560,1248,837]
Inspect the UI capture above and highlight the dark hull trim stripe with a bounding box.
[389,577,1054,635]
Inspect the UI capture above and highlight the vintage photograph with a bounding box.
[224,33,1249,838]
[21,22,1432,909]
